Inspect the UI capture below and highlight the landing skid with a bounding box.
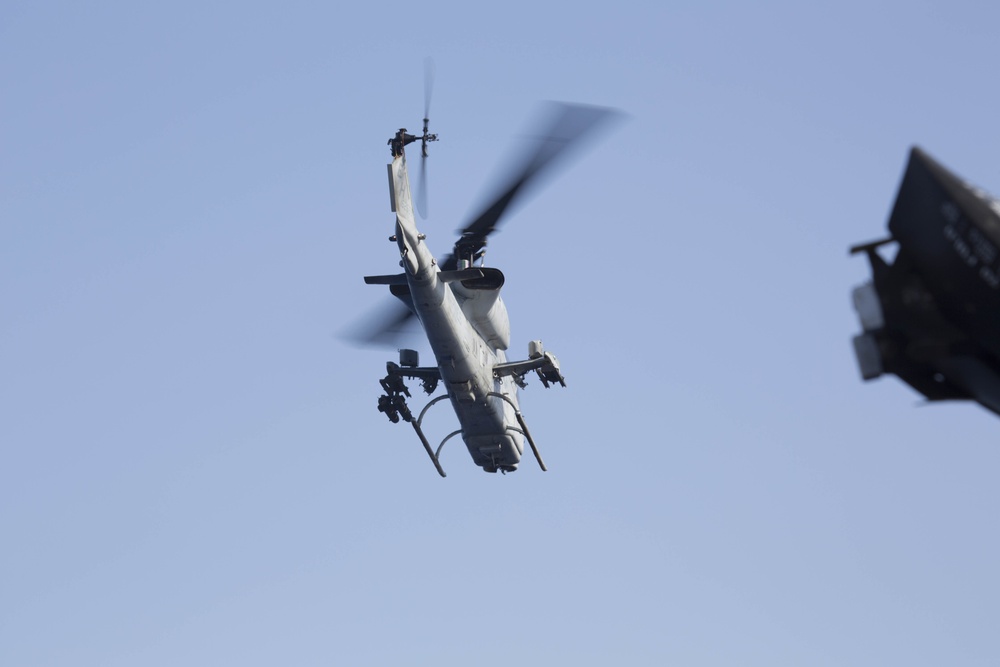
[488,392,547,472]
[408,395,450,478]
[376,352,549,477]
[377,361,448,477]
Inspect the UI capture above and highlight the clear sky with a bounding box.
[3,1,999,665]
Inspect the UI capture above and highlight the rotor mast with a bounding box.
[388,126,438,158]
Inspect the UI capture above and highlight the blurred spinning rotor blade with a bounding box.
[343,299,418,348]
[416,57,435,219]
[458,102,622,245]
[424,57,435,119]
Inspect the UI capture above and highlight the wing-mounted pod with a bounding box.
[850,147,1000,416]
[494,340,566,388]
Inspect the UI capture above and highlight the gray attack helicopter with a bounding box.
[353,99,618,476]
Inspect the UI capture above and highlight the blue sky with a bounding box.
[3,2,1000,665]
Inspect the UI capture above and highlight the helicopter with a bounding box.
[850,146,1000,417]
[353,100,618,476]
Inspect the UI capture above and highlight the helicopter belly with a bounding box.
[465,432,522,472]
[450,375,525,473]
[439,349,524,471]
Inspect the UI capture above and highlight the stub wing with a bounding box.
[494,342,566,388]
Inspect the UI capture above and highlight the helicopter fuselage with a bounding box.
[388,150,526,472]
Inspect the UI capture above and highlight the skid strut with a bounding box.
[410,395,449,477]
[377,353,449,476]
[379,382,448,477]
[380,388,549,476]
[488,392,547,472]
[377,349,551,476]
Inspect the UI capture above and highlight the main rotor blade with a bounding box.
[342,299,418,348]
[459,102,621,243]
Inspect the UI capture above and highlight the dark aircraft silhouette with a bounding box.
[851,147,1000,417]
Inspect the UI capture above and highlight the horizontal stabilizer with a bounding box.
[364,273,408,285]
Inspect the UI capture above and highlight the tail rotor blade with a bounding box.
[416,56,435,219]
[424,57,435,119]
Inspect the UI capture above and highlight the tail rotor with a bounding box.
[417,57,437,218]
